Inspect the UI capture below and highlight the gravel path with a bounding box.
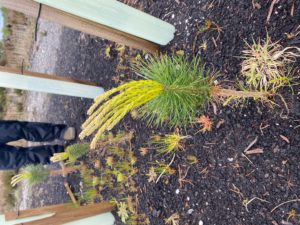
[19,20,67,210]
[25,19,63,123]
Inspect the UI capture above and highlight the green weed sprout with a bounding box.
[118,201,129,223]
[241,37,300,93]
[150,133,190,154]
[50,143,89,164]
[80,55,269,148]
[153,162,176,175]
[11,164,49,187]
[79,166,98,203]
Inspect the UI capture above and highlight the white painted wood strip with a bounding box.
[0,72,104,99]
[1,212,115,225]
[1,213,55,225]
[34,0,175,45]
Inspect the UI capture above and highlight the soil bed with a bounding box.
[33,1,300,224]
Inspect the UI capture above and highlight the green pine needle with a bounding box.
[134,55,213,127]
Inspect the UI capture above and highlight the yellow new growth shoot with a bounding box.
[11,172,32,187]
[11,165,49,187]
[50,143,89,163]
[50,152,69,163]
[80,80,164,148]
[151,133,190,154]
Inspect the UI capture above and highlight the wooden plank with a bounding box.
[18,203,115,225]
[0,66,104,99]
[5,204,71,221]
[0,0,160,53]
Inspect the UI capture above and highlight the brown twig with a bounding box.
[245,148,264,155]
[241,153,254,165]
[291,0,295,16]
[64,182,78,205]
[244,136,259,153]
[243,197,270,212]
[156,154,176,183]
[271,199,300,212]
[267,0,279,23]
[178,166,194,188]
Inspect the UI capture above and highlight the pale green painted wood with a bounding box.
[64,213,115,225]
[34,0,175,45]
[0,72,104,99]
[0,213,55,225]
[1,212,115,225]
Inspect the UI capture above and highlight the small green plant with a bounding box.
[79,166,98,203]
[95,131,134,150]
[241,37,300,93]
[117,201,129,223]
[81,56,269,148]
[127,214,150,225]
[11,164,49,187]
[150,133,190,154]
[152,162,176,176]
[50,143,89,163]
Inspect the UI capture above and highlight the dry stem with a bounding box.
[212,87,270,100]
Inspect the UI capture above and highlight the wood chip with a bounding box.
[280,135,290,144]
[245,148,264,155]
[252,0,261,9]
[212,102,218,115]
[216,119,225,129]
[291,1,295,16]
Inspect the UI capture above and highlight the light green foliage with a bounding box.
[134,55,213,127]
[51,143,90,164]
[11,164,49,187]
[150,133,190,154]
[67,143,90,163]
[152,162,176,175]
[96,131,134,150]
[79,166,98,203]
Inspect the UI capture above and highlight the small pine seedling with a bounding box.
[11,164,49,187]
[80,55,269,149]
[51,143,89,164]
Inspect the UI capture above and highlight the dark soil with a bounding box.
[38,0,300,224]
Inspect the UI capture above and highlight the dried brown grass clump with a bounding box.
[241,38,300,93]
